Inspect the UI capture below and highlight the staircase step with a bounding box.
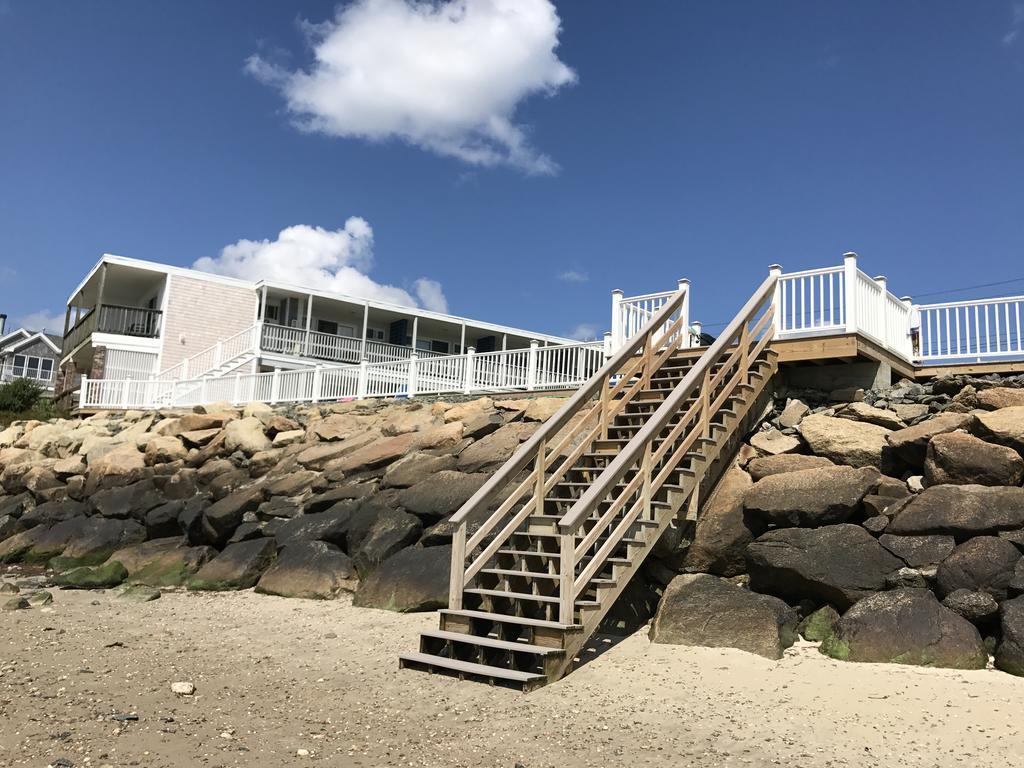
[465,588,560,604]
[399,651,547,685]
[440,608,578,631]
[420,630,564,656]
[481,568,560,580]
[497,549,560,559]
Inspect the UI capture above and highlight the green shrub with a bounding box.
[0,378,43,412]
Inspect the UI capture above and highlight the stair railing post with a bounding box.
[602,331,612,360]
[610,289,624,352]
[641,441,652,521]
[843,252,859,335]
[270,367,280,405]
[448,524,466,611]
[739,315,750,379]
[677,278,690,348]
[768,264,783,336]
[691,320,703,348]
[463,347,476,394]
[181,358,189,381]
[311,365,322,403]
[526,340,539,391]
[700,367,711,440]
[214,341,223,369]
[407,353,418,398]
[357,359,369,399]
[534,439,547,518]
[599,371,611,440]
[641,330,653,387]
[559,532,574,625]
[200,376,208,406]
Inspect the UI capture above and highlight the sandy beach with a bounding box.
[0,586,1021,768]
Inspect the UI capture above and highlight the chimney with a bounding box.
[0,314,6,335]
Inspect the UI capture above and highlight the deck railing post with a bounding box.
[357,359,368,399]
[678,278,690,348]
[181,358,189,381]
[875,275,888,350]
[610,289,624,352]
[905,297,920,360]
[122,377,132,410]
[270,368,280,405]
[768,264,783,335]
[200,376,208,405]
[691,320,703,348]
[311,365,322,403]
[407,353,418,398]
[843,252,859,334]
[526,340,539,391]
[463,347,476,394]
[79,375,88,409]
[602,331,612,359]
[214,341,223,369]
[233,373,241,405]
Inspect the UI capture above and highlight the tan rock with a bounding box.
[222,417,271,455]
[381,405,437,436]
[893,403,929,422]
[457,423,538,472]
[310,413,362,442]
[799,413,891,468]
[332,433,418,473]
[412,421,464,450]
[272,429,306,447]
[835,402,905,430]
[976,388,1024,411]
[777,400,809,429]
[53,455,87,478]
[888,413,975,466]
[145,435,188,466]
[242,401,273,418]
[749,428,801,456]
[444,397,495,424]
[180,428,221,447]
[523,397,568,423]
[88,442,146,479]
[971,406,1024,455]
[297,432,377,470]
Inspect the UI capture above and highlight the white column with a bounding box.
[260,285,268,321]
[232,373,242,405]
[410,316,419,354]
[304,294,313,356]
[463,347,476,394]
[360,301,369,361]
[500,333,508,387]
[459,323,466,354]
[843,252,858,334]
[270,367,280,404]
[407,353,418,398]
[903,296,919,361]
[526,339,539,391]
[610,289,624,351]
[678,278,690,347]
[691,321,703,347]
[768,264,783,336]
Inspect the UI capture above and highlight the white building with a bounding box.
[57,254,579,402]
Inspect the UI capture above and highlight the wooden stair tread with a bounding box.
[399,652,547,684]
[465,587,560,603]
[420,630,564,656]
[482,567,560,580]
[441,608,579,630]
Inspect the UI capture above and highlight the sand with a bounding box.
[1,587,1022,768]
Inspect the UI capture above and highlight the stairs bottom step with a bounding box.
[399,651,547,690]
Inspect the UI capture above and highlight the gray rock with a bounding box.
[685,465,761,577]
[862,515,889,535]
[53,560,128,589]
[273,503,358,548]
[935,536,1021,602]
[942,589,999,623]
[118,585,161,602]
[2,597,29,611]
[878,533,956,567]
[256,541,359,599]
[743,466,880,528]
[746,524,903,610]
[649,574,798,659]
[380,452,458,489]
[187,538,277,590]
[25,590,53,606]
[924,432,1024,487]
[835,402,905,430]
[887,485,1024,539]
[353,545,451,612]
[398,471,488,520]
[351,510,423,575]
[201,485,266,546]
[19,500,89,529]
[144,501,185,539]
[821,588,987,669]
[995,595,1024,676]
[91,480,162,520]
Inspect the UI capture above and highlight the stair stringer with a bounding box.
[547,356,780,683]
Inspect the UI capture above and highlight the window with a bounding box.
[264,305,280,322]
[365,328,384,340]
[5,354,53,382]
[317,319,339,335]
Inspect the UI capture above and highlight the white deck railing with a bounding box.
[157,324,259,381]
[80,340,605,410]
[609,280,693,353]
[917,295,1024,362]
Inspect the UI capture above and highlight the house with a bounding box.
[0,314,62,397]
[57,254,577,401]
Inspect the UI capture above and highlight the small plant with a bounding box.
[0,377,44,412]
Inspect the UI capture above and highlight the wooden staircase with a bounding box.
[400,275,780,690]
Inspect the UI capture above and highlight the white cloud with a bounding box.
[558,269,588,283]
[193,217,449,313]
[1004,2,1024,45]
[246,0,576,174]
[567,323,600,341]
[16,309,65,334]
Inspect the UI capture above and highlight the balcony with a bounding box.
[260,322,447,365]
[64,304,163,356]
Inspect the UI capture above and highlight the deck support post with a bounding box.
[79,375,88,409]
[270,367,280,404]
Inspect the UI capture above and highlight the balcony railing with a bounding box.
[260,323,451,365]
[63,304,163,357]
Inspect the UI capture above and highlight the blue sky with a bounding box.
[1,1,1024,339]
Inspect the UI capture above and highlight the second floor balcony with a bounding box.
[64,304,163,356]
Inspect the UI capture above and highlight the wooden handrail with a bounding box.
[449,283,690,525]
[558,272,778,534]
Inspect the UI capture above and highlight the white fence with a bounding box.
[80,340,605,410]
[917,295,1024,362]
[609,280,693,353]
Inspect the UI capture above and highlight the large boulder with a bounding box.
[685,465,761,577]
[398,471,488,520]
[820,589,987,669]
[746,524,903,610]
[19,500,88,529]
[53,560,128,589]
[456,423,536,473]
[52,517,146,567]
[971,406,1024,455]
[746,454,833,481]
[91,480,163,520]
[201,485,266,546]
[222,417,271,456]
[126,545,216,587]
[887,485,1024,540]
[144,435,188,466]
[935,536,1021,602]
[976,388,1024,410]
[743,466,880,528]
[798,414,891,468]
[380,453,457,489]
[87,443,146,484]
[351,510,422,575]
[924,432,1024,487]
[649,574,798,659]
[256,541,359,599]
[886,413,974,467]
[878,534,956,567]
[353,545,451,612]
[331,433,418,473]
[187,538,277,590]
[942,589,999,624]
[995,595,1024,675]
[273,502,358,548]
